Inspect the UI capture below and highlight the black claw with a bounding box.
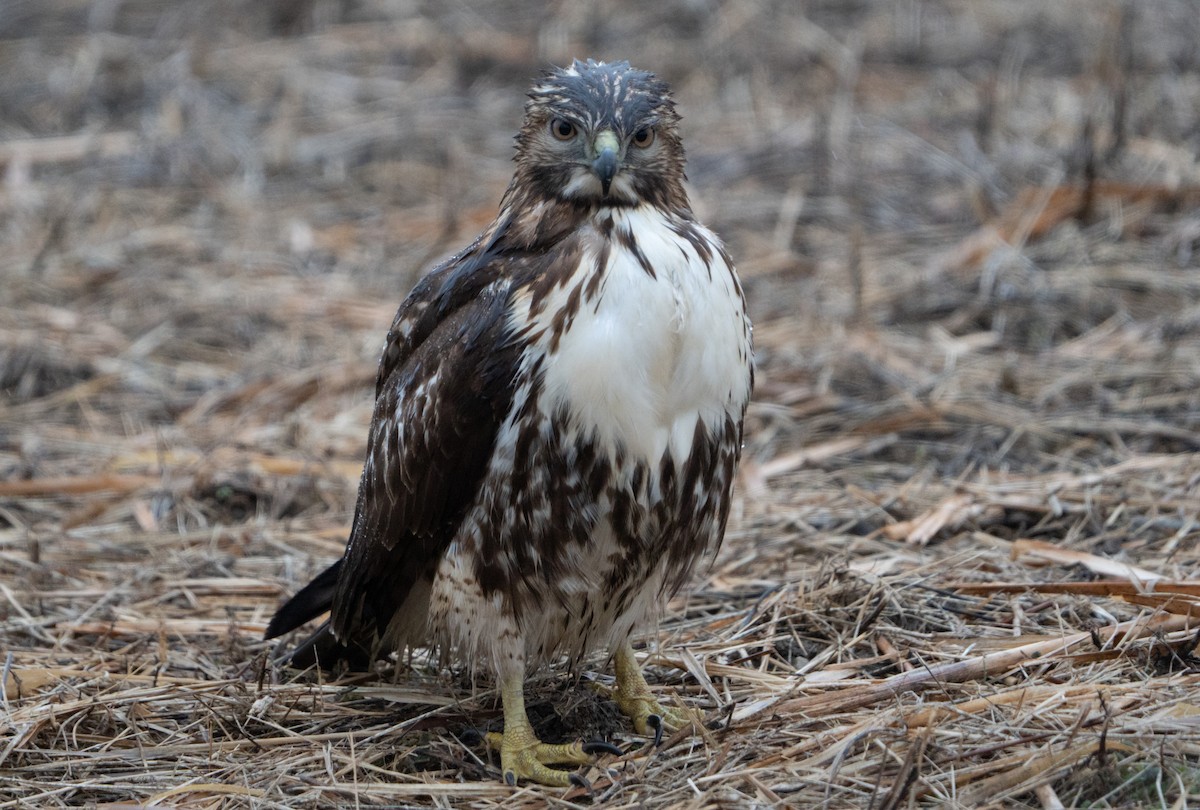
[504,770,516,787]
[569,772,593,794]
[647,713,664,747]
[582,739,624,757]
[460,728,485,746]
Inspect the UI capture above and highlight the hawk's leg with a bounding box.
[610,642,698,745]
[484,651,616,787]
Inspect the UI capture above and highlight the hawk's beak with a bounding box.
[591,130,620,196]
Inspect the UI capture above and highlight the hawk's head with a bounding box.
[511,59,687,211]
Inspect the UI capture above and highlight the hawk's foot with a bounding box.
[614,691,697,746]
[488,668,621,787]
[611,643,700,746]
[484,730,619,787]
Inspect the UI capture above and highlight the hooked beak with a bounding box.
[591,130,620,196]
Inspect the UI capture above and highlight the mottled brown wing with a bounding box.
[330,283,521,637]
[265,221,524,666]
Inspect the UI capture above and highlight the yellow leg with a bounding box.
[612,642,698,745]
[484,665,621,787]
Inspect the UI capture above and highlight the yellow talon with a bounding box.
[613,643,699,745]
[485,729,594,787]
[484,670,620,786]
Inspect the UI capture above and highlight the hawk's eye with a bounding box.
[549,118,577,141]
[631,127,655,148]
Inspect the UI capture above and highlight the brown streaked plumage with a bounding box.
[266,59,753,787]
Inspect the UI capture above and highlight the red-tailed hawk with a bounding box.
[266,59,753,787]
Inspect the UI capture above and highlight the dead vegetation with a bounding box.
[3,0,1200,807]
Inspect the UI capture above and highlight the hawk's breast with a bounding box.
[513,205,750,466]
[428,205,750,667]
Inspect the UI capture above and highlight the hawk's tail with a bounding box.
[265,559,342,640]
[265,559,374,670]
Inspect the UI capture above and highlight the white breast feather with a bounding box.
[432,204,751,669]
[528,206,748,466]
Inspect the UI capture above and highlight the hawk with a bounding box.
[266,59,753,787]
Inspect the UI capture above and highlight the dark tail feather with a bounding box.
[265,559,343,640]
[286,620,374,671]
[266,559,374,671]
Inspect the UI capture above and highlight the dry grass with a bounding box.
[3,1,1200,807]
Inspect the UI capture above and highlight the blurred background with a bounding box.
[4,0,1199,470]
[3,0,1199,472]
[3,1,1200,806]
